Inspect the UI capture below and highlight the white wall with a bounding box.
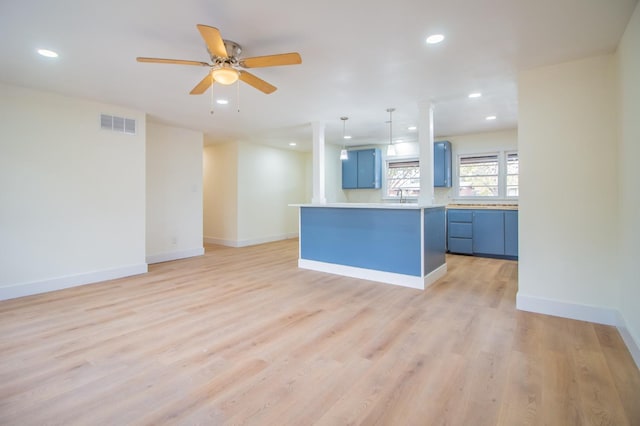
[324,144,348,203]
[304,144,347,204]
[0,84,147,300]
[517,55,619,318]
[616,2,640,361]
[146,121,204,264]
[203,141,307,247]
[237,142,307,245]
[203,142,238,245]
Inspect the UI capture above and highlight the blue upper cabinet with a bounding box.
[341,152,358,189]
[357,149,381,189]
[342,148,381,189]
[434,140,452,187]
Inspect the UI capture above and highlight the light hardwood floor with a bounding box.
[1,239,638,425]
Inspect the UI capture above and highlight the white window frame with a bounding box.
[454,150,518,200]
[383,155,420,200]
[505,151,519,199]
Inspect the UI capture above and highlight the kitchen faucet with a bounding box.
[396,188,405,203]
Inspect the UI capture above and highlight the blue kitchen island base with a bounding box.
[294,204,447,290]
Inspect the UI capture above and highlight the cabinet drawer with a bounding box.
[448,237,473,254]
[448,210,472,223]
[448,222,472,238]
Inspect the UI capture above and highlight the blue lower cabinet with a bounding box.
[472,210,505,255]
[448,237,473,254]
[447,208,518,259]
[424,208,446,274]
[504,211,518,257]
[301,207,422,276]
[447,209,473,254]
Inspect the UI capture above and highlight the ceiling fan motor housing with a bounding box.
[209,40,242,66]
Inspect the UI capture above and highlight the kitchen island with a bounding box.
[292,203,447,289]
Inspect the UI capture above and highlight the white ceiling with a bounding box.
[0,0,636,150]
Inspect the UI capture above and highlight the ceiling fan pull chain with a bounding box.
[210,72,215,115]
[237,79,241,113]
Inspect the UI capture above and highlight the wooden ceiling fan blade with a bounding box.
[137,57,210,66]
[196,24,228,58]
[240,52,302,68]
[190,71,214,95]
[239,71,277,94]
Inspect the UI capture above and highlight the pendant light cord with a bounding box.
[210,72,215,115]
[389,110,392,144]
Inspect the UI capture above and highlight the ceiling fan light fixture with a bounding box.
[212,66,239,85]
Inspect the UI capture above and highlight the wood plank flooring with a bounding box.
[1,239,638,425]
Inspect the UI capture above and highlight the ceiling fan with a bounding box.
[137,24,302,95]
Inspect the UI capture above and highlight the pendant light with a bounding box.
[386,108,396,156]
[340,117,349,160]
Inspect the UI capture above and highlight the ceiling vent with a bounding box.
[100,114,136,135]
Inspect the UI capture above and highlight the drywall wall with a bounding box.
[325,144,348,203]
[0,84,147,299]
[236,142,307,245]
[304,144,347,204]
[146,121,204,263]
[518,55,619,315]
[616,2,640,362]
[203,142,238,245]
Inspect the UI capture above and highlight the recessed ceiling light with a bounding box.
[486,115,497,120]
[408,126,417,130]
[216,99,229,105]
[343,135,352,139]
[289,142,297,146]
[468,92,482,98]
[37,49,58,58]
[426,34,445,44]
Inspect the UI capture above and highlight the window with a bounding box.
[458,154,499,197]
[456,151,518,198]
[386,160,420,198]
[506,152,519,197]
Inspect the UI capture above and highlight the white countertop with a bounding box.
[447,204,519,210]
[290,203,446,210]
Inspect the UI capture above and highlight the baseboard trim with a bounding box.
[0,263,148,301]
[516,292,640,370]
[516,293,618,325]
[616,312,640,370]
[298,259,447,290]
[424,263,448,289]
[204,233,298,248]
[146,247,204,264]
